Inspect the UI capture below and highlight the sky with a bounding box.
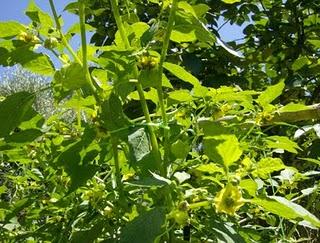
[0,1,245,76]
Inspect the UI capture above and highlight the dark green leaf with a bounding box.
[0,92,35,137]
[119,208,166,243]
[100,93,132,137]
[5,129,42,144]
[54,63,87,90]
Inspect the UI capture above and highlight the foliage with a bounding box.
[0,0,319,242]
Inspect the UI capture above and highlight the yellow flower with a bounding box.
[214,183,245,215]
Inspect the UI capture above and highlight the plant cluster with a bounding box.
[0,0,319,242]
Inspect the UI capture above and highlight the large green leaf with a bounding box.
[168,89,193,102]
[22,53,55,76]
[256,81,285,110]
[0,21,26,38]
[252,196,320,228]
[171,8,215,44]
[5,129,42,144]
[252,158,285,179]
[119,208,166,243]
[266,136,301,153]
[0,41,55,75]
[204,135,242,168]
[163,62,200,86]
[211,220,246,243]
[115,22,149,48]
[278,103,311,112]
[71,220,104,243]
[54,63,87,90]
[56,129,100,192]
[0,92,35,138]
[100,93,133,138]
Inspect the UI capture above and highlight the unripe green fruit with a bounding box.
[17,32,40,44]
[44,37,59,49]
[171,210,189,225]
[137,55,159,70]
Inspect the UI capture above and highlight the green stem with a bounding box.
[110,0,162,173]
[48,0,82,65]
[189,201,211,210]
[112,139,123,194]
[156,0,179,171]
[78,0,96,92]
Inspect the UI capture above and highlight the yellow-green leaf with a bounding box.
[0,21,26,38]
[163,62,200,86]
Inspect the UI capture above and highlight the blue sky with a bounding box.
[0,1,244,76]
[0,0,76,29]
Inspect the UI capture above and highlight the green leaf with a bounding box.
[54,63,87,90]
[128,128,150,162]
[0,92,35,137]
[5,129,42,144]
[71,221,104,243]
[178,2,197,17]
[204,135,242,168]
[115,22,149,48]
[0,21,26,38]
[198,119,230,136]
[256,81,285,109]
[25,0,54,35]
[22,53,55,76]
[308,39,320,48]
[100,93,132,138]
[278,103,311,112]
[252,158,285,179]
[194,163,224,174]
[222,0,241,4]
[168,89,193,102]
[251,196,320,228]
[292,56,310,71]
[0,185,7,195]
[163,62,200,86]
[211,220,246,243]
[171,139,190,159]
[266,136,301,153]
[171,9,215,44]
[240,179,257,197]
[56,129,99,192]
[0,41,55,75]
[119,208,166,243]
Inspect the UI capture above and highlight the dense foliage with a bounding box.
[0,0,319,242]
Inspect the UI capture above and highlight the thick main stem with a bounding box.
[156,0,179,172]
[110,0,162,173]
[78,0,96,92]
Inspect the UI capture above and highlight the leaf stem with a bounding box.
[110,0,162,173]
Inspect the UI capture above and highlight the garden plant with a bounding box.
[0,0,319,242]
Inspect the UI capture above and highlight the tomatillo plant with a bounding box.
[0,0,319,242]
